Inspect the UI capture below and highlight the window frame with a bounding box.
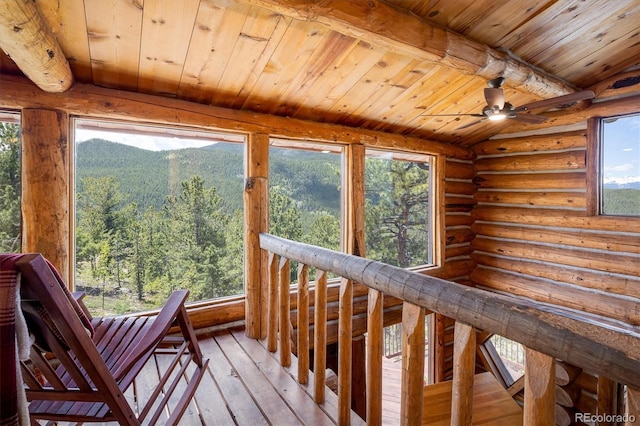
[71,116,248,314]
[587,113,640,217]
[363,148,442,272]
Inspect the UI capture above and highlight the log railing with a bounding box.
[260,233,640,425]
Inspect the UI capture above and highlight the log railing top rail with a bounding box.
[259,233,640,388]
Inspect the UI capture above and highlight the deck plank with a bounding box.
[188,352,236,425]
[213,329,303,425]
[255,333,367,426]
[199,331,269,426]
[231,328,336,426]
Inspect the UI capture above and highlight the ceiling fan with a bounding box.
[421,77,595,129]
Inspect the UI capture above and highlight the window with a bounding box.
[269,139,343,281]
[599,113,640,216]
[0,112,21,253]
[269,139,343,250]
[365,149,436,268]
[73,119,246,315]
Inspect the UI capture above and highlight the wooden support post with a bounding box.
[451,321,476,426]
[434,313,446,383]
[343,141,366,421]
[297,264,309,384]
[366,288,383,425]
[401,302,425,425]
[597,376,617,426]
[267,252,278,352]
[338,277,353,425]
[278,257,291,367]
[314,270,328,403]
[21,109,70,284]
[244,133,269,339]
[524,347,556,426]
[352,335,367,419]
[626,386,639,426]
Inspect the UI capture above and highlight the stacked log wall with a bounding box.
[470,125,640,421]
[470,127,640,326]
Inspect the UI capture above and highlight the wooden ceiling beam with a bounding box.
[242,0,578,99]
[0,0,73,92]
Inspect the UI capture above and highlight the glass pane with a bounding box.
[74,119,245,315]
[0,113,21,252]
[489,335,525,382]
[365,150,434,268]
[601,114,640,215]
[269,141,342,248]
[269,140,343,284]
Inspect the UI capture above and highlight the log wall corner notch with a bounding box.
[0,0,74,92]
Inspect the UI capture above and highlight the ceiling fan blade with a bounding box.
[456,118,487,130]
[484,88,505,110]
[512,113,549,124]
[515,90,595,112]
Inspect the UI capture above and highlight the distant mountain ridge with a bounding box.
[76,138,341,215]
[77,139,246,213]
[604,180,640,190]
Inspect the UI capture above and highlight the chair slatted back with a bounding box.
[18,254,138,423]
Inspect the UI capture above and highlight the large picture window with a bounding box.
[599,113,640,216]
[74,119,245,315]
[365,149,436,269]
[0,111,21,253]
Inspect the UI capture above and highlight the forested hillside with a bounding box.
[74,139,346,314]
[77,140,342,217]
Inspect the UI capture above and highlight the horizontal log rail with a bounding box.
[259,232,640,424]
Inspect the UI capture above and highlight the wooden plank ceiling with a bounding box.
[1,0,639,146]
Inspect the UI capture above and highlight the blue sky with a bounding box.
[603,114,640,185]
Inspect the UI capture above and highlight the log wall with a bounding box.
[471,126,640,326]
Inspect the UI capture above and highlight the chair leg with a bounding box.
[166,359,210,425]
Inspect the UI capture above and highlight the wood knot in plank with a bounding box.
[245,177,256,190]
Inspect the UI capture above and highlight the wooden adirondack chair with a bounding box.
[13,253,208,425]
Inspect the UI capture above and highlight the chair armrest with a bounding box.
[72,291,93,321]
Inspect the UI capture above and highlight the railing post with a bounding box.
[338,277,353,425]
[451,321,476,426]
[314,271,328,403]
[366,288,383,425]
[278,257,291,367]
[626,386,639,426]
[597,376,616,426]
[401,302,425,425]
[524,347,556,425]
[297,264,309,384]
[267,252,278,352]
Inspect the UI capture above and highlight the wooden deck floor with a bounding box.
[162,327,365,425]
[36,326,365,425]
